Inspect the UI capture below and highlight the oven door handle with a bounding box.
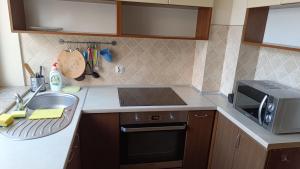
[121,125,186,133]
[258,95,268,125]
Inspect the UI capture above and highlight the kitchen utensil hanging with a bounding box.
[57,47,86,79]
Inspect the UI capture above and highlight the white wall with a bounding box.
[0,0,25,87]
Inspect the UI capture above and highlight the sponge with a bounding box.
[11,111,26,118]
[0,114,14,127]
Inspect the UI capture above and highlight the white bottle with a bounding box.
[49,63,63,92]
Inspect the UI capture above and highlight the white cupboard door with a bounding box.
[119,0,169,4]
[281,0,300,4]
[247,0,280,8]
[169,0,214,7]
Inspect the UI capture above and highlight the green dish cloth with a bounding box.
[62,86,81,94]
[29,108,64,120]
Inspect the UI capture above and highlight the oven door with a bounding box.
[234,83,269,125]
[120,123,186,169]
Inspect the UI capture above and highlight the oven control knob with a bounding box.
[135,114,140,121]
[265,114,273,124]
[267,103,275,112]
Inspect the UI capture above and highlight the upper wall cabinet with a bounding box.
[169,0,214,7]
[281,0,300,4]
[243,6,300,51]
[119,0,169,4]
[119,0,214,7]
[8,0,117,36]
[247,0,300,8]
[247,0,280,8]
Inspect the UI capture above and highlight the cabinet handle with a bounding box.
[281,154,290,162]
[235,134,241,149]
[193,114,209,118]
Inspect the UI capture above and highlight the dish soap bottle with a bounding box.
[49,63,63,92]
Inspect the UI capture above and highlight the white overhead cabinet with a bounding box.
[281,0,300,4]
[119,0,169,4]
[247,0,280,8]
[169,0,214,7]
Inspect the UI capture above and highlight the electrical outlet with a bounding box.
[115,65,125,74]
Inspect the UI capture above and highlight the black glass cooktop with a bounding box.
[118,88,187,107]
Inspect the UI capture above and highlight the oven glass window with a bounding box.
[121,125,185,164]
[235,85,267,119]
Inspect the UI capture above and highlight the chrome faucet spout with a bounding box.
[15,83,45,111]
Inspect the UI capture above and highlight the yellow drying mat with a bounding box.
[28,108,64,120]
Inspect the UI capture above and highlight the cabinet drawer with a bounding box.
[266,148,300,169]
[119,0,169,4]
[169,0,214,7]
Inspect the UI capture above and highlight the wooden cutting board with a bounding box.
[57,50,86,78]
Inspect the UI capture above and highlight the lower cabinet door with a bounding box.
[80,113,120,169]
[183,111,215,169]
[209,113,239,169]
[231,131,267,169]
[265,148,300,169]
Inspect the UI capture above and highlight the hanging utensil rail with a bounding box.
[59,39,117,46]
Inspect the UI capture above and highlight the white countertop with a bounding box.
[204,94,300,150]
[0,88,88,169]
[2,85,300,169]
[83,85,216,113]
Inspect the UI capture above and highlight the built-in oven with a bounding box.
[120,111,188,169]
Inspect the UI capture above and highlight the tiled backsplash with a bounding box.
[255,47,300,89]
[20,34,196,86]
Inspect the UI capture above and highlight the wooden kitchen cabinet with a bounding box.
[209,113,240,169]
[79,113,119,169]
[169,0,214,7]
[209,113,267,169]
[265,148,300,169]
[118,0,169,4]
[183,111,215,169]
[66,132,82,169]
[247,0,280,8]
[231,131,267,169]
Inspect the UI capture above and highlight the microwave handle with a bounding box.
[121,125,186,133]
[258,95,268,125]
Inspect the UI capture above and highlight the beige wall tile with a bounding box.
[20,34,196,86]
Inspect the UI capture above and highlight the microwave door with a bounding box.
[235,85,268,123]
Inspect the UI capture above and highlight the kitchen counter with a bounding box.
[2,85,300,169]
[0,88,88,169]
[204,93,300,150]
[83,85,217,113]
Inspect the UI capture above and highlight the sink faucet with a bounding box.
[15,83,45,111]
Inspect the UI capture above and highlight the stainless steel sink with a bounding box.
[0,93,79,140]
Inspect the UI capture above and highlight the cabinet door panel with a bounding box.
[281,0,300,4]
[266,148,300,169]
[119,0,169,4]
[210,114,239,169]
[169,0,214,7]
[247,0,280,8]
[80,113,119,169]
[183,111,215,169]
[232,131,267,169]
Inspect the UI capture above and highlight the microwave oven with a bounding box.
[233,80,300,134]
